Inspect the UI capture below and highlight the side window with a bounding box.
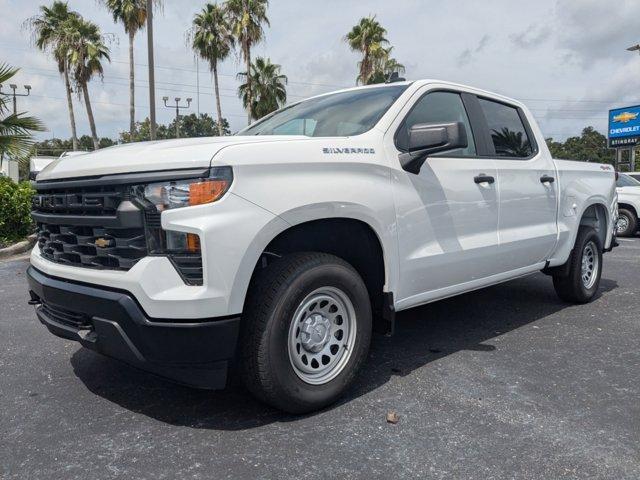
[395,92,477,157]
[478,98,534,158]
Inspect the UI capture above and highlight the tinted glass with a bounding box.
[627,173,640,183]
[240,85,408,137]
[478,98,533,158]
[395,92,476,156]
[617,173,640,187]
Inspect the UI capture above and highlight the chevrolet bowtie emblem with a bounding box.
[613,111,638,123]
[94,237,113,248]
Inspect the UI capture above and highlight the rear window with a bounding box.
[478,98,534,158]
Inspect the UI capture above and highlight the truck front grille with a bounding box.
[33,184,147,271]
[36,223,146,270]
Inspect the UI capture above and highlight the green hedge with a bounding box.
[0,176,34,246]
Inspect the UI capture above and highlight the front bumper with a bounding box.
[27,266,240,389]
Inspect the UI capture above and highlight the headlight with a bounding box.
[129,167,233,286]
[141,166,233,211]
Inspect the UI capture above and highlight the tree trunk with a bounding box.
[212,62,224,136]
[245,41,253,124]
[82,82,99,150]
[63,62,79,151]
[128,29,136,138]
[361,45,370,85]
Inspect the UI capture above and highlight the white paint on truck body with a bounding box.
[32,79,617,318]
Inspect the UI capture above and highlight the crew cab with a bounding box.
[27,80,617,413]
[615,173,640,237]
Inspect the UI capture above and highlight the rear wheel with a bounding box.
[240,252,372,413]
[616,208,636,237]
[553,226,603,303]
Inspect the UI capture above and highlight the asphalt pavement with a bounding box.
[1,240,639,479]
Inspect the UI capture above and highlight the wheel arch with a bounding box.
[617,202,638,218]
[578,202,609,248]
[228,205,396,324]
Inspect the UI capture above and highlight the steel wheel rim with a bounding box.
[287,286,357,385]
[581,241,599,289]
[616,215,629,234]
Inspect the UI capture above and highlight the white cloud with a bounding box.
[3,0,639,142]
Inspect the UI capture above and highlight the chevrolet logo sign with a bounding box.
[613,112,639,123]
[94,238,113,248]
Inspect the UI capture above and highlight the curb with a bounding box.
[0,234,36,259]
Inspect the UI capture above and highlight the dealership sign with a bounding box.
[608,105,640,147]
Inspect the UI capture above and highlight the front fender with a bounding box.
[227,202,399,315]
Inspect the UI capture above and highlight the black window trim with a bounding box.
[474,94,539,161]
[393,88,483,159]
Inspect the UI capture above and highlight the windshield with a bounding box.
[617,173,640,188]
[239,85,409,137]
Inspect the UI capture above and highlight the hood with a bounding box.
[37,135,309,181]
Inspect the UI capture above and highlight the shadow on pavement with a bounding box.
[70,273,618,431]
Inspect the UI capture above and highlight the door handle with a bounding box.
[540,175,555,184]
[474,174,495,184]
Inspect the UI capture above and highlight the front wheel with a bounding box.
[240,252,372,413]
[552,226,603,303]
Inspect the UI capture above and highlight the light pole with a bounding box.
[147,0,157,140]
[0,83,31,114]
[163,96,192,138]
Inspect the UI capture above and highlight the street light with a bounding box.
[163,96,192,138]
[0,83,32,114]
[627,44,640,53]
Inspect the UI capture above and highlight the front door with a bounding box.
[390,90,501,307]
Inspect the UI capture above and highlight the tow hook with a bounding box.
[28,291,41,306]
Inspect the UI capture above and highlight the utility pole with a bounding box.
[163,96,192,138]
[626,44,640,171]
[147,0,157,140]
[0,83,31,114]
[196,56,200,116]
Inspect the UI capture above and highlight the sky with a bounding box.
[2,0,640,142]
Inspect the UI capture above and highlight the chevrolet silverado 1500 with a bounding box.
[28,80,617,413]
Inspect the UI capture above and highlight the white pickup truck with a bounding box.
[28,80,617,413]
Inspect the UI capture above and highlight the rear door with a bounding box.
[475,97,558,270]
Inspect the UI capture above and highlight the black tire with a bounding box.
[616,208,637,237]
[552,226,603,304]
[240,252,372,414]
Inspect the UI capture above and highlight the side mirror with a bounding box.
[399,122,468,174]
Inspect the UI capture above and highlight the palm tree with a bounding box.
[66,17,111,150]
[366,46,405,84]
[226,0,269,124]
[0,64,45,169]
[189,3,234,136]
[102,0,160,138]
[26,1,79,150]
[345,16,388,85]
[238,57,286,120]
